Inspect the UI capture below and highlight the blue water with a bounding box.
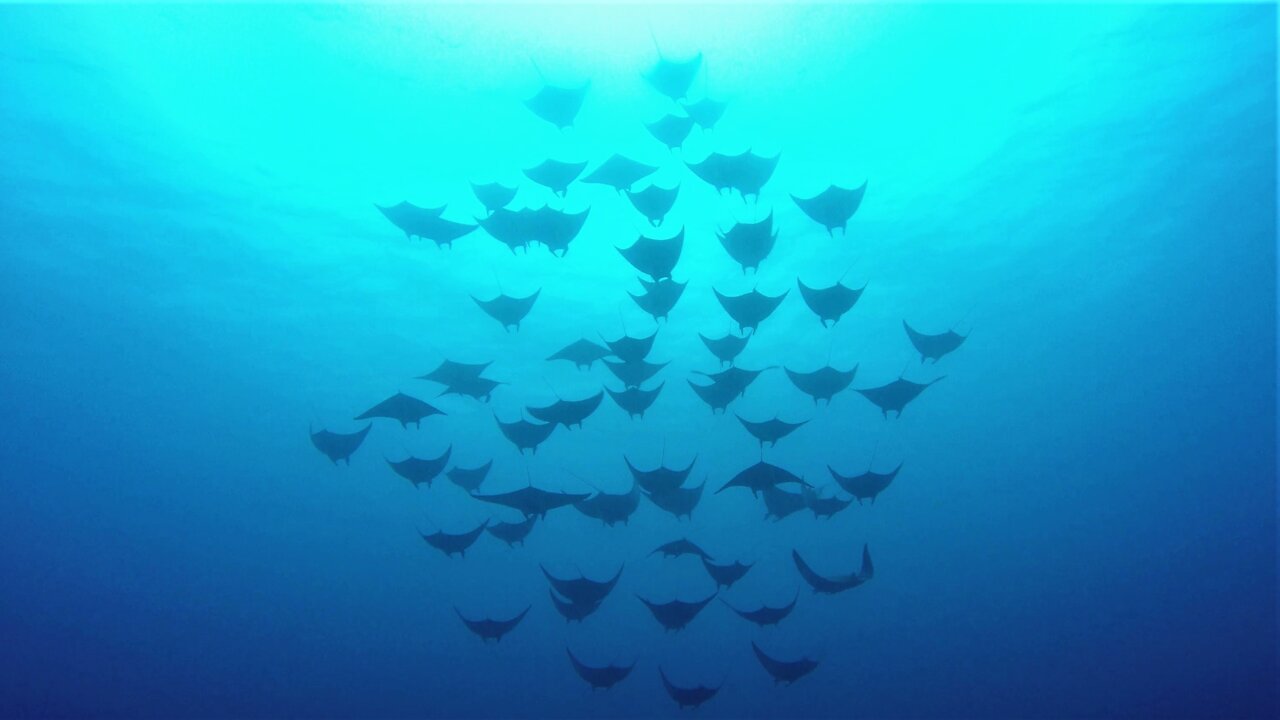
[1,4,1276,718]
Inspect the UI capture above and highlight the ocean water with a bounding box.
[0,3,1276,718]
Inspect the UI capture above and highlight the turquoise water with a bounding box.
[0,3,1276,718]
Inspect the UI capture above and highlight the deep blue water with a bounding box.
[0,4,1276,718]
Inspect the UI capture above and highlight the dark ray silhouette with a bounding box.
[471,182,517,215]
[472,484,587,518]
[476,204,589,256]
[534,206,590,257]
[382,213,473,247]
[690,150,778,200]
[493,415,556,455]
[486,515,536,547]
[792,182,867,236]
[455,605,530,643]
[420,521,488,558]
[550,589,601,622]
[375,201,444,238]
[477,206,538,254]
[828,463,902,504]
[660,668,719,709]
[409,215,479,248]
[685,152,732,193]
[727,150,780,201]
[575,482,641,526]
[643,480,704,520]
[701,558,753,589]
[375,201,475,246]
[717,212,777,273]
[736,415,807,448]
[694,365,767,391]
[603,358,668,389]
[309,424,371,465]
[376,200,443,222]
[698,331,750,367]
[447,460,493,492]
[681,97,727,130]
[541,565,624,606]
[523,159,588,197]
[618,228,683,280]
[802,486,854,518]
[855,376,944,418]
[602,330,658,362]
[792,543,874,594]
[652,538,711,560]
[714,288,787,333]
[472,290,540,332]
[417,359,492,386]
[722,593,797,627]
[582,154,658,193]
[687,377,739,414]
[355,392,444,429]
[606,382,664,419]
[630,277,686,322]
[645,52,702,100]
[797,279,865,327]
[437,375,503,403]
[626,184,680,226]
[719,461,812,497]
[751,642,819,686]
[692,365,770,400]
[785,365,858,405]
[386,446,451,487]
[527,391,603,429]
[625,455,695,494]
[903,321,967,363]
[646,113,696,150]
[567,649,634,690]
[525,81,587,129]
[638,593,717,631]
[548,339,611,370]
[763,484,807,521]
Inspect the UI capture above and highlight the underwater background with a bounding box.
[0,3,1276,718]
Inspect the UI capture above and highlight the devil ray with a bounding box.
[420,521,488,558]
[751,642,820,685]
[829,463,902,504]
[525,81,587,129]
[547,338,611,370]
[472,483,587,517]
[566,649,634,690]
[718,212,777,273]
[626,184,679,226]
[855,375,943,418]
[714,288,788,332]
[637,592,717,631]
[386,446,451,487]
[797,279,865,327]
[786,364,858,405]
[606,382,664,419]
[310,424,370,465]
[617,229,683,280]
[447,460,492,492]
[723,592,797,627]
[355,392,444,428]
[791,181,867,235]
[472,290,540,332]
[903,320,968,362]
[455,606,530,642]
[793,543,875,594]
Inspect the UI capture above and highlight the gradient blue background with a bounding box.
[0,4,1275,718]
